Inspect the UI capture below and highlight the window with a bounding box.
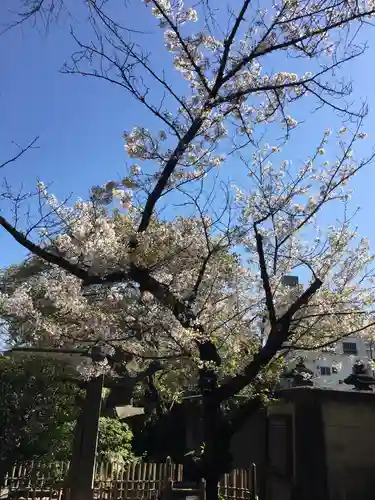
[320,366,331,376]
[342,342,358,355]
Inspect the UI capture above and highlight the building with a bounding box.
[266,386,375,500]
[273,276,375,390]
[281,336,375,390]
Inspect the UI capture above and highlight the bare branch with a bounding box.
[286,319,375,351]
[0,137,39,170]
[221,7,375,86]
[216,278,323,403]
[212,0,252,92]
[0,215,89,280]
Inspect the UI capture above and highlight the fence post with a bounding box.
[200,478,206,500]
[4,459,213,500]
[164,457,173,487]
[162,476,173,500]
[251,464,257,500]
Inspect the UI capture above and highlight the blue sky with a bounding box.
[1,1,375,268]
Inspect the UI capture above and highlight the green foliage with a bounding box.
[0,355,80,464]
[0,355,137,488]
[0,353,135,467]
[42,421,76,462]
[97,417,135,464]
[39,416,135,465]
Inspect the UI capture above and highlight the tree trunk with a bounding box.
[204,474,220,500]
[201,398,231,500]
[197,344,230,500]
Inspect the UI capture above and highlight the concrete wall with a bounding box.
[267,401,295,476]
[265,401,295,500]
[323,399,375,499]
[230,409,267,469]
[231,401,294,471]
[264,389,375,500]
[229,409,267,499]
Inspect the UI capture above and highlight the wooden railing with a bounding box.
[0,460,257,500]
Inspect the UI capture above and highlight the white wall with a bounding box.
[282,336,374,390]
[263,276,375,390]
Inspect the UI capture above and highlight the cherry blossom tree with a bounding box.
[2,130,375,495]
[2,1,375,498]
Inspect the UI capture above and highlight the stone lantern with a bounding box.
[283,357,314,387]
[344,360,375,391]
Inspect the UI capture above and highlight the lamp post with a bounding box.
[8,346,105,500]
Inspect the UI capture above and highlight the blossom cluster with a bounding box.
[2,0,375,394]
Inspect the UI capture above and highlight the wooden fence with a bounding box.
[0,460,257,500]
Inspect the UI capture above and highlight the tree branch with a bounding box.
[214,50,364,110]
[215,278,322,403]
[0,137,39,170]
[221,8,375,86]
[254,226,276,326]
[0,215,89,280]
[279,278,323,325]
[137,116,205,233]
[212,0,252,92]
[149,0,211,94]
